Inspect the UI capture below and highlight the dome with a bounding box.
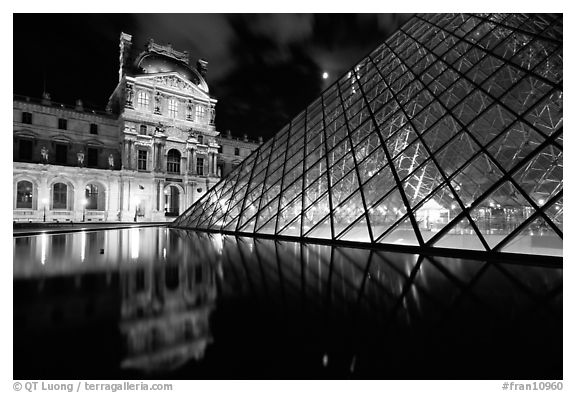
[137,53,203,86]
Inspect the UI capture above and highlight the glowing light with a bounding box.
[538,199,545,206]
[322,72,329,79]
[80,231,86,262]
[41,198,48,205]
[81,199,87,206]
[40,233,47,265]
[163,247,167,260]
[130,228,139,259]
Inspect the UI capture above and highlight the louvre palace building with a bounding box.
[13,33,260,223]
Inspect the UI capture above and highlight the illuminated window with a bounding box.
[137,91,149,108]
[138,150,148,171]
[52,183,68,210]
[85,184,99,210]
[196,157,204,175]
[16,181,33,209]
[195,105,205,123]
[168,99,178,118]
[167,149,181,174]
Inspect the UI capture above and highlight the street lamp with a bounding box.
[133,197,140,222]
[41,198,48,222]
[81,199,87,222]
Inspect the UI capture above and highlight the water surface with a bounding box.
[13,227,562,379]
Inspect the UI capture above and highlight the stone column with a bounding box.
[123,142,129,170]
[207,153,213,176]
[180,156,186,176]
[157,144,165,173]
[152,143,157,172]
[159,179,165,214]
[191,149,197,175]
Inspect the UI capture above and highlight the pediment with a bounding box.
[133,73,211,100]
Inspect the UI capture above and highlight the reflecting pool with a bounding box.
[13,227,562,379]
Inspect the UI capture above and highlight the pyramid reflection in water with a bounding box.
[173,14,563,257]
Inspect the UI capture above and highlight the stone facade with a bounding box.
[13,33,259,223]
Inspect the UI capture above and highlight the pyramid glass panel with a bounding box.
[172,13,562,258]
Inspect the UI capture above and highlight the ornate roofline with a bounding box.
[146,39,189,64]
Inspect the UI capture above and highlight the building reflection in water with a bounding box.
[13,228,561,379]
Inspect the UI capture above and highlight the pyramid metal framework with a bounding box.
[173,13,563,257]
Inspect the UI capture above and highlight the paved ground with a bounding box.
[13,221,168,236]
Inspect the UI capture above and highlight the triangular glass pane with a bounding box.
[524,91,563,136]
[304,176,329,211]
[239,215,257,234]
[277,195,302,232]
[414,182,463,243]
[368,188,407,240]
[468,181,534,249]
[379,216,419,246]
[433,215,487,251]
[392,140,430,181]
[487,121,545,172]
[333,190,365,236]
[257,219,277,235]
[500,216,562,257]
[305,214,332,239]
[331,169,360,207]
[357,145,389,184]
[223,216,239,232]
[434,131,481,177]
[544,197,563,233]
[421,114,461,153]
[450,153,503,208]
[338,215,371,242]
[303,194,330,231]
[512,145,563,207]
[255,196,280,232]
[278,215,301,237]
[402,160,443,209]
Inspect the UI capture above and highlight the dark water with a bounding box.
[13,227,562,379]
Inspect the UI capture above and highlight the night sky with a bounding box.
[13,14,412,140]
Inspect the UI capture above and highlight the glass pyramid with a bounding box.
[173,13,563,257]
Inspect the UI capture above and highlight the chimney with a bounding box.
[75,99,84,111]
[196,59,208,78]
[119,32,133,82]
[226,130,232,139]
[243,133,248,142]
[258,136,263,144]
[41,92,51,105]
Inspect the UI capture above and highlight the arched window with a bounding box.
[85,184,99,210]
[16,181,33,209]
[52,183,68,210]
[167,149,181,174]
[137,91,149,108]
